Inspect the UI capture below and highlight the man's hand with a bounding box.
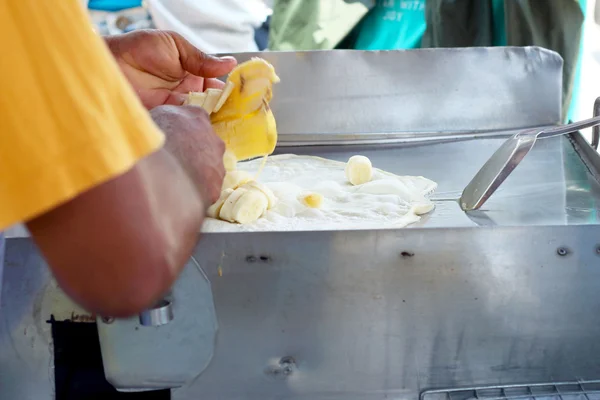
[151,105,226,204]
[106,30,237,109]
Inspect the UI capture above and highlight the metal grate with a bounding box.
[421,381,600,400]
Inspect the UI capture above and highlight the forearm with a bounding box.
[27,148,204,317]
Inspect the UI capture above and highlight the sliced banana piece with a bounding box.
[345,155,373,186]
[210,58,280,161]
[242,181,277,209]
[207,188,234,218]
[184,91,207,107]
[223,149,237,172]
[202,88,223,114]
[218,187,249,222]
[301,192,323,208]
[222,170,253,191]
[230,189,269,224]
[213,81,234,113]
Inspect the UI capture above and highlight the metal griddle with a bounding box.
[3,48,600,400]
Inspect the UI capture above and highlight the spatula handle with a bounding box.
[537,115,600,139]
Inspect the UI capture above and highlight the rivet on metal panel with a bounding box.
[556,247,569,256]
[101,316,114,324]
[595,245,600,255]
[265,356,296,379]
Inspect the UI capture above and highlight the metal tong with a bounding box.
[460,102,600,211]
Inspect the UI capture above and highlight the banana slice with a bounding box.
[222,149,238,172]
[211,58,280,161]
[230,189,269,224]
[301,192,323,208]
[213,81,234,113]
[218,187,249,222]
[184,91,207,107]
[222,170,253,191]
[242,181,277,209]
[202,88,223,114]
[207,188,234,218]
[345,155,373,186]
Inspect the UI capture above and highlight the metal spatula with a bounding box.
[460,115,600,211]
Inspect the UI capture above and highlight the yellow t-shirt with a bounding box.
[0,0,164,230]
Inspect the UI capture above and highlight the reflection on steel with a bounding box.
[593,97,600,150]
[460,114,600,211]
[420,380,600,400]
[139,298,173,327]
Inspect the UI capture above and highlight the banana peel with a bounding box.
[184,58,280,162]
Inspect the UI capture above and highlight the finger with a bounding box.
[203,78,225,90]
[168,31,237,78]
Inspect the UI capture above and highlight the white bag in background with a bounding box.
[146,0,271,54]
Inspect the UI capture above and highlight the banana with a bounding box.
[345,155,373,186]
[230,189,269,224]
[207,188,234,218]
[210,58,280,161]
[242,181,277,209]
[184,91,207,107]
[218,187,249,222]
[222,170,253,191]
[202,88,223,114]
[223,149,237,172]
[301,192,323,208]
[214,81,234,113]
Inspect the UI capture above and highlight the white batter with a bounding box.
[202,154,437,232]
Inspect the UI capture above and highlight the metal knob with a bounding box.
[139,298,174,327]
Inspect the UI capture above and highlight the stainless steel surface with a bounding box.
[421,380,600,400]
[593,97,600,149]
[169,225,600,399]
[97,256,218,391]
[460,116,600,211]
[138,298,174,327]
[4,226,600,399]
[0,48,594,399]
[271,134,600,227]
[224,48,562,142]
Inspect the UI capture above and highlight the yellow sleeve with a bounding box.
[0,0,165,230]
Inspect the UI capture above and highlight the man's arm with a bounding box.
[0,2,226,317]
[27,148,204,317]
[27,105,225,317]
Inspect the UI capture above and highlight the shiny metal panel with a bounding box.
[170,225,600,399]
[4,226,600,399]
[97,257,218,390]
[270,134,600,228]
[225,48,563,141]
[460,116,600,211]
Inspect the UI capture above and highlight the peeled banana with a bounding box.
[185,58,280,164]
[222,149,238,172]
[209,179,278,224]
[207,188,234,218]
[230,189,269,224]
[345,155,373,186]
[222,170,253,191]
[218,187,249,223]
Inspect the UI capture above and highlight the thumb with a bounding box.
[169,31,237,78]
